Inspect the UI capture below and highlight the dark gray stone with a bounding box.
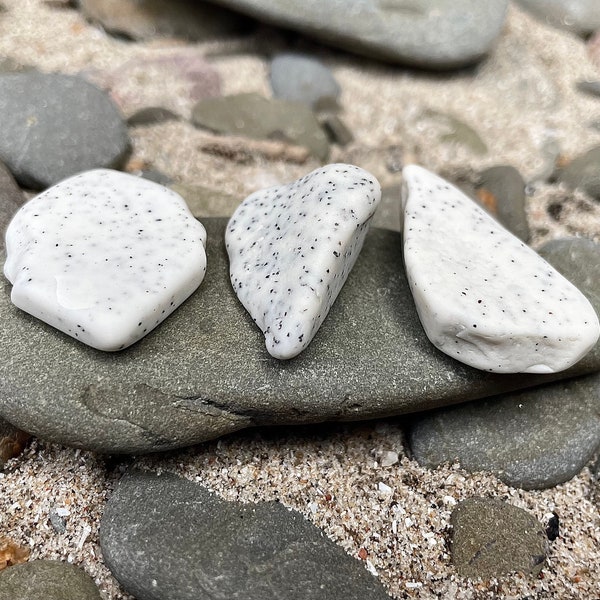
[192,93,329,160]
[557,145,600,200]
[0,73,130,189]
[476,165,529,241]
[577,80,600,98]
[79,0,253,41]
[270,53,340,108]
[126,106,180,127]
[0,416,30,469]
[0,160,25,251]
[408,373,600,489]
[100,469,390,600]
[515,0,600,36]
[320,114,354,146]
[450,498,547,578]
[0,560,102,600]
[1,220,599,454]
[207,0,508,69]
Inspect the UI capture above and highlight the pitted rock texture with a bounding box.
[4,169,207,351]
[450,498,548,578]
[226,164,381,359]
[401,164,600,373]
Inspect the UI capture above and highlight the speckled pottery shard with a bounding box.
[3,169,207,351]
[401,164,600,374]
[225,163,381,360]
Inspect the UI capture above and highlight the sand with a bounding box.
[0,1,600,598]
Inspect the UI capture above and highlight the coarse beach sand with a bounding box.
[0,1,600,598]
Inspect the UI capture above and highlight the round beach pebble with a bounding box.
[0,560,102,600]
[270,53,341,109]
[450,498,548,578]
[0,73,129,190]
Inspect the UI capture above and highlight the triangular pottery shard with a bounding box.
[3,169,207,351]
[401,164,599,374]
[225,163,381,359]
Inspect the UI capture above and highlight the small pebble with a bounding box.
[0,560,102,600]
[450,497,548,578]
[192,92,330,160]
[270,53,341,109]
[0,73,129,189]
[557,145,600,200]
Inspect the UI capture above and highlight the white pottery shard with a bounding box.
[401,164,599,374]
[3,169,207,351]
[225,163,381,359]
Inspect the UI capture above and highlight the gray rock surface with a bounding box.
[100,469,390,600]
[371,184,402,231]
[0,160,25,250]
[0,560,102,600]
[270,53,340,108]
[408,237,600,489]
[515,0,600,36]
[450,498,547,578]
[537,237,600,315]
[0,73,129,189]
[207,0,508,69]
[476,165,529,241]
[1,220,599,454]
[170,183,241,218]
[557,145,600,200]
[408,373,600,489]
[79,0,252,41]
[192,93,329,160]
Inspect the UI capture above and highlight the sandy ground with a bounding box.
[1,1,600,598]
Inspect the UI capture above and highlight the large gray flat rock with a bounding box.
[206,0,508,69]
[0,219,598,454]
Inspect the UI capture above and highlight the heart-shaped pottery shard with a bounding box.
[3,169,207,351]
[225,163,381,359]
[401,164,600,374]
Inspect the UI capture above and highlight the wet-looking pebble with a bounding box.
[3,169,207,351]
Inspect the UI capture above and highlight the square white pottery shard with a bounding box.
[226,163,381,359]
[4,169,207,351]
[401,164,599,373]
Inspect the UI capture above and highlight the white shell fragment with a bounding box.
[225,163,381,359]
[4,169,207,351]
[401,164,600,374]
